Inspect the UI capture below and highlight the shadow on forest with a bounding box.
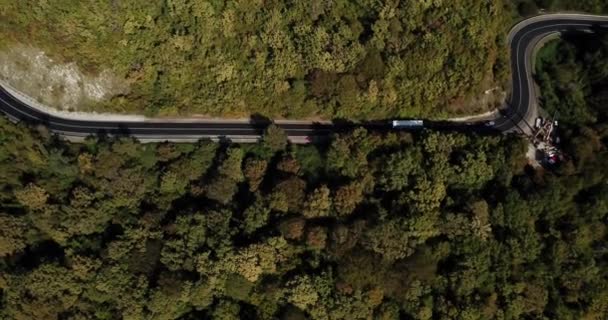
[10,100,503,144]
[560,24,608,52]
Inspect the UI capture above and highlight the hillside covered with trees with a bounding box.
[0,109,607,319]
[1,2,608,320]
[0,0,513,118]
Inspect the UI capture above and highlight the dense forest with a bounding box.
[1,1,607,119]
[536,33,608,126]
[1,103,607,319]
[1,1,608,319]
[1,1,606,119]
[0,0,513,118]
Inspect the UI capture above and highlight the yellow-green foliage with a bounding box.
[0,0,511,118]
[0,114,608,319]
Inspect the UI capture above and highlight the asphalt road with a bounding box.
[1,14,608,141]
[493,14,608,133]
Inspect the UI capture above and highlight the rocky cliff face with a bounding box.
[0,45,128,111]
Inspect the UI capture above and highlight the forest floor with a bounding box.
[526,143,543,168]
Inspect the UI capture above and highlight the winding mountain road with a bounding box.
[1,13,608,142]
[495,14,608,133]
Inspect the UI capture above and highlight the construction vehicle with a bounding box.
[531,113,563,166]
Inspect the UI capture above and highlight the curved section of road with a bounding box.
[495,13,608,133]
[1,13,608,141]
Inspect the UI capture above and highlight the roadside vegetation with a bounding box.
[536,34,608,126]
[0,112,607,318]
[0,0,512,119]
[535,32,608,178]
[1,1,607,120]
